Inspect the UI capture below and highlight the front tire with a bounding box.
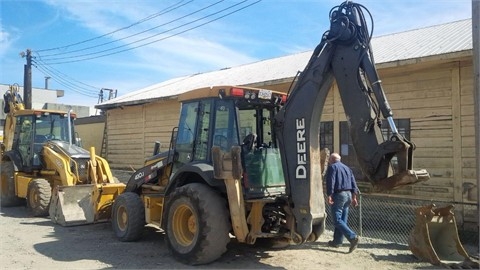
[0,161,24,207]
[112,192,145,241]
[27,179,51,216]
[165,183,230,265]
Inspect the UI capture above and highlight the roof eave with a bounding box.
[377,49,473,69]
[95,95,180,110]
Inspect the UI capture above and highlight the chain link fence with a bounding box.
[325,193,479,249]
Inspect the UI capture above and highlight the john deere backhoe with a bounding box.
[0,84,125,226]
[109,1,472,266]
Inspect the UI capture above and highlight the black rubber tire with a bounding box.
[112,192,145,241]
[26,179,51,216]
[310,217,326,242]
[165,183,230,265]
[0,161,24,207]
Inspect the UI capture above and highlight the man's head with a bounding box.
[329,152,341,164]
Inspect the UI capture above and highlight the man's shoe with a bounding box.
[327,241,340,248]
[348,237,359,253]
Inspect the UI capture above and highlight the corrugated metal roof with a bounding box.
[371,19,472,63]
[97,19,472,109]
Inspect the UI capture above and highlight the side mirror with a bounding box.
[75,137,83,148]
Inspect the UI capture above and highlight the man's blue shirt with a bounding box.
[325,161,358,196]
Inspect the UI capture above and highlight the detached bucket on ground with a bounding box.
[408,204,478,269]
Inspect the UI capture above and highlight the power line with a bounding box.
[36,0,193,53]
[33,60,99,98]
[34,54,100,91]
[38,0,223,58]
[38,0,261,65]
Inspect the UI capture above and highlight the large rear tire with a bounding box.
[165,183,230,265]
[112,192,145,241]
[27,178,51,216]
[0,161,24,207]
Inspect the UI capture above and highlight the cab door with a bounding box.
[173,100,212,171]
[13,115,35,170]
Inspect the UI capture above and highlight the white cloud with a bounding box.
[0,25,15,58]
[41,1,258,69]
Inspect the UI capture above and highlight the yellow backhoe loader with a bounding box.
[0,84,125,226]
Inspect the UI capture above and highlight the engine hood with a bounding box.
[48,141,90,159]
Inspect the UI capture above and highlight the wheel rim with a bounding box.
[29,189,39,207]
[117,205,128,231]
[172,204,196,246]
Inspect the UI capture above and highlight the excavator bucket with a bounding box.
[408,204,478,268]
[49,185,97,226]
[374,169,430,192]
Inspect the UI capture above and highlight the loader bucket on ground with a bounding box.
[49,185,97,226]
[408,204,478,269]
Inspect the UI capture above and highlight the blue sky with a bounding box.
[0,0,473,109]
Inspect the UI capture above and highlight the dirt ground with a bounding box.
[1,171,476,269]
[1,205,444,270]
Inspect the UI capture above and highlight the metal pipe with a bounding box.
[45,76,51,89]
[68,109,73,145]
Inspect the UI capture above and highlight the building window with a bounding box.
[339,119,411,182]
[320,121,333,152]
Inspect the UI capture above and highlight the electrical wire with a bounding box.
[28,0,261,99]
[34,53,101,91]
[35,0,192,53]
[38,0,261,65]
[32,59,99,98]
[38,0,224,59]
[38,0,248,63]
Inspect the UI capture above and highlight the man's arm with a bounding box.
[325,165,335,205]
[325,165,335,196]
[350,168,359,207]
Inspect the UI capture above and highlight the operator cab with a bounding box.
[12,110,77,171]
[172,86,287,198]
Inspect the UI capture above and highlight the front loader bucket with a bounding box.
[408,204,478,268]
[49,185,96,226]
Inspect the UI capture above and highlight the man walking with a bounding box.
[325,152,360,253]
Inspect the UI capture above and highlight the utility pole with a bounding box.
[472,0,479,202]
[22,49,32,109]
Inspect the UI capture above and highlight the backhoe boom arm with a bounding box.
[274,1,429,242]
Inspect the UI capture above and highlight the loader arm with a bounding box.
[274,1,430,242]
[2,85,25,152]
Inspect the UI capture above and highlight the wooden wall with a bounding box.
[371,60,476,204]
[106,100,180,169]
